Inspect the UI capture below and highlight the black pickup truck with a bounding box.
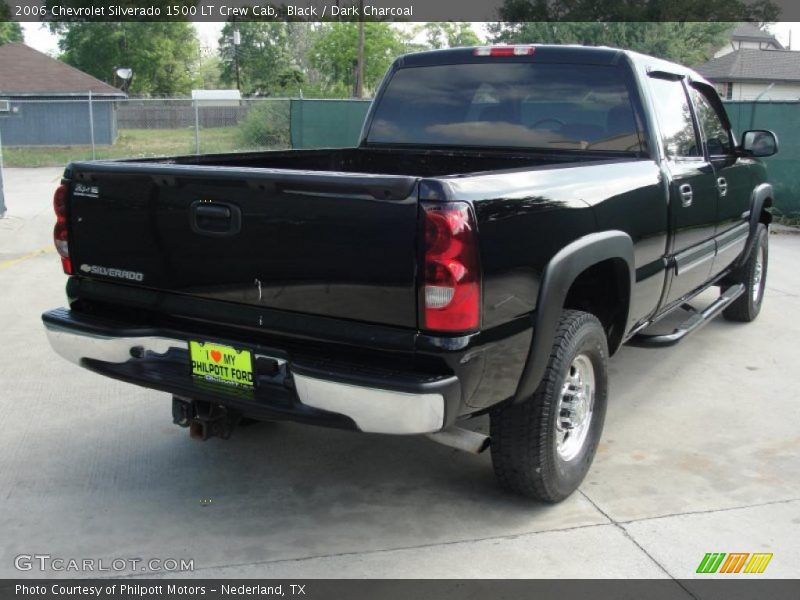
[43,45,777,502]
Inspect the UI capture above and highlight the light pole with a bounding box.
[354,1,365,98]
[233,26,241,92]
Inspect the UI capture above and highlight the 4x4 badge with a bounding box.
[73,184,99,198]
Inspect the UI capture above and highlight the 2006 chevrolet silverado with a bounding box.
[42,45,778,502]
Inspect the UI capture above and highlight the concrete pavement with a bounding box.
[0,168,798,579]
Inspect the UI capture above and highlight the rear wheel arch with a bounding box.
[563,257,631,353]
[514,231,634,403]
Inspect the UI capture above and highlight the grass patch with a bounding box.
[1,127,288,168]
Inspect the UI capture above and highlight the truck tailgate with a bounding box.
[66,162,420,328]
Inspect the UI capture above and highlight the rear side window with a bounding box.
[647,77,701,159]
[367,62,643,153]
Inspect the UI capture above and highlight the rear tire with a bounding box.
[723,224,768,322]
[490,310,608,502]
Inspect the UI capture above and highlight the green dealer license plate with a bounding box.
[190,341,254,388]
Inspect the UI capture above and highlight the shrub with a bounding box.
[237,100,290,149]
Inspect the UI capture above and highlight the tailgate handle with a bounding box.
[190,201,241,236]
[196,204,230,219]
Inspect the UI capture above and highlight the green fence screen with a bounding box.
[724,101,800,218]
[290,99,371,150]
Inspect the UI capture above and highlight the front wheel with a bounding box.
[723,223,768,322]
[490,310,609,502]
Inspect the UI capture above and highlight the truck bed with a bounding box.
[65,147,618,330]
[127,146,607,177]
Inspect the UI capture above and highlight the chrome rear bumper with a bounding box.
[292,374,444,434]
[43,309,451,435]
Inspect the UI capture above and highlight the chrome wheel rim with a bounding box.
[752,245,765,303]
[555,354,595,461]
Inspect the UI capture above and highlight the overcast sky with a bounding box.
[20,21,800,56]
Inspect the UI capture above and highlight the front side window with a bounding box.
[367,62,643,153]
[691,87,733,156]
[647,77,701,159]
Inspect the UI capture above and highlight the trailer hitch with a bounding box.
[172,395,242,441]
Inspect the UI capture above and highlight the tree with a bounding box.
[218,22,304,96]
[489,22,738,66]
[284,22,322,83]
[310,23,405,97]
[51,23,200,95]
[422,23,482,49]
[197,49,223,90]
[489,0,782,65]
[494,0,779,22]
[0,22,23,46]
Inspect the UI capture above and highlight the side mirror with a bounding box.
[740,129,778,157]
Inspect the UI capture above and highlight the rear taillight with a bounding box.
[53,183,72,274]
[422,202,480,332]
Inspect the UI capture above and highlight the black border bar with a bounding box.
[4,0,800,22]
[2,580,800,600]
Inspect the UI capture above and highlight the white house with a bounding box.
[712,23,784,57]
[697,24,800,101]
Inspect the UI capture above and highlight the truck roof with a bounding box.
[395,44,711,88]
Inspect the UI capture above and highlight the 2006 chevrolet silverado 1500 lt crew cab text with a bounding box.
[42,45,778,502]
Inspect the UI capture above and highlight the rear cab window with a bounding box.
[367,62,644,153]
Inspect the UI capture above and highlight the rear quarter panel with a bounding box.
[437,159,667,333]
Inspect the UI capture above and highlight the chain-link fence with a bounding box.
[0,97,308,167]
[0,96,372,167]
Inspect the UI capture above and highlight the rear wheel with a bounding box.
[723,224,768,322]
[490,310,608,502]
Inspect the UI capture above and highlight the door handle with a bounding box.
[195,204,231,220]
[678,184,693,207]
[190,200,241,236]
[717,177,728,197]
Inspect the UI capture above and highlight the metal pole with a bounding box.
[88,90,96,160]
[0,126,6,218]
[233,25,241,92]
[194,99,200,155]
[355,6,365,98]
[235,48,241,92]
